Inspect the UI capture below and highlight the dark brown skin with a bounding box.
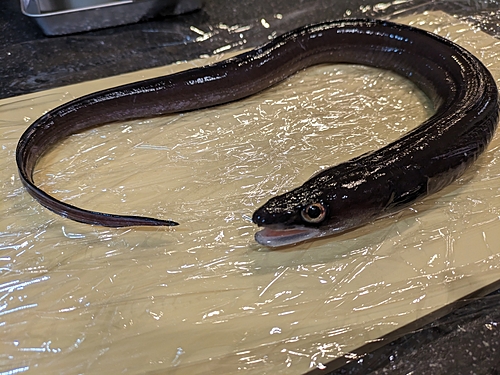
[16,20,499,247]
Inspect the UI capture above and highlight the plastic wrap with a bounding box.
[1,11,500,375]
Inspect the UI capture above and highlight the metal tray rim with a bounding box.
[20,0,143,18]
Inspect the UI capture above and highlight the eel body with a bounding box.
[16,20,499,247]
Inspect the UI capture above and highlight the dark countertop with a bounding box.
[2,0,500,374]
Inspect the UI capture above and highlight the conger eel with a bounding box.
[16,19,500,247]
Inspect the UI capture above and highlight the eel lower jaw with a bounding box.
[254,225,322,247]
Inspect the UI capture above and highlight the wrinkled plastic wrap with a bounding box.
[1,11,500,375]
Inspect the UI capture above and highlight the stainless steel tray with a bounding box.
[21,0,202,36]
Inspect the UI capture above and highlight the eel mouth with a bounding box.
[254,225,321,247]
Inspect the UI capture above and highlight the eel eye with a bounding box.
[301,203,327,224]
